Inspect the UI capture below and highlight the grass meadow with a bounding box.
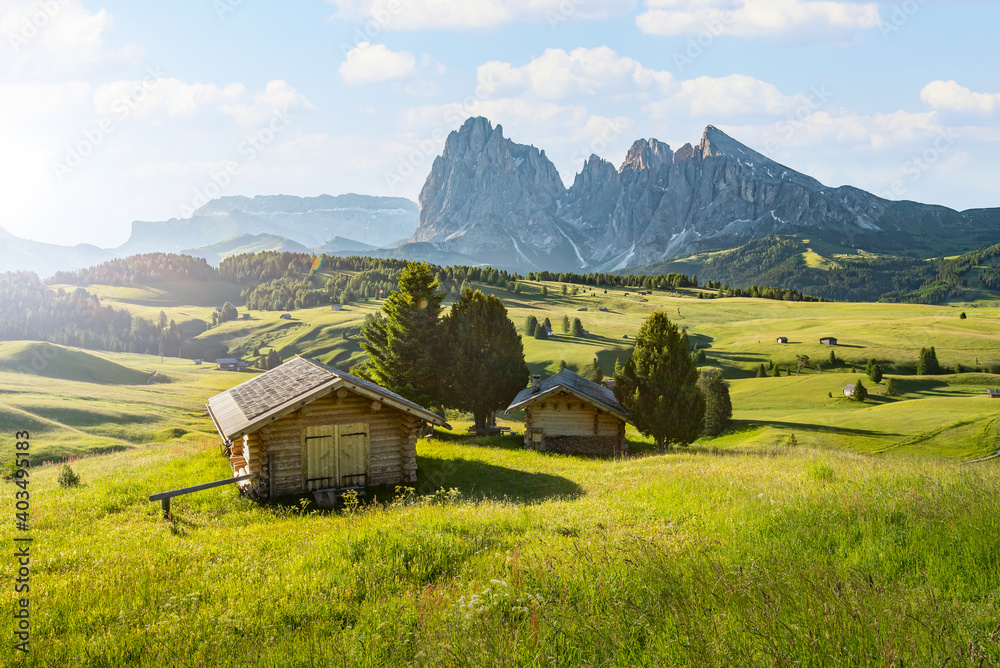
[1,280,999,665]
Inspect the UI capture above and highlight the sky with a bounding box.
[1,0,998,248]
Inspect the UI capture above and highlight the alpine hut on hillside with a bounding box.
[505,369,628,456]
[206,356,449,502]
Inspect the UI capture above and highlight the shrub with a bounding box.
[57,464,81,488]
[885,377,897,397]
[960,312,967,319]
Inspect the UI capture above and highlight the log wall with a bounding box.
[236,389,419,499]
[523,390,626,456]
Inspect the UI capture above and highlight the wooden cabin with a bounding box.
[206,356,449,501]
[505,369,628,456]
[216,358,247,372]
[820,337,838,346]
[776,336,788,344]
[987,389,1000,399]
[842,384,856,397]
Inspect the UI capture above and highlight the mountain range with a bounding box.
[5,117,1000,279]
[414,117,1000,272]
[1,194,418,277]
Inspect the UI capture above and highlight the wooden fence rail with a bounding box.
[149,473,257,518]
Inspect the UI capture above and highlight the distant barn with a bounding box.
[280,313,292,320]
[331,304,342,311]
[505,370,628,456]
[842,384,855,397]
[820,337,838,346]
[987,389,1000,399]
[216,358,247,372]
[207,356,448,502]
[776,336,788,344]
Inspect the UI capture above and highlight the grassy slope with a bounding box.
[2,280,999,664]
[7,280,1000,461]
[2,436,997,666]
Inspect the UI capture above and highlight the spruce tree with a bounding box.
[697,369,732,436]
[613,312,705,450]
[561,314,570,333]
[853,378,868,402]
[868,361,883,384]
[355,262,445,409]
[756,363,768,378]
[534,324,548,340]
[592,358,604,383]
[542,317,552,333]
[442,289,528,434]
[572,318,585,337]
[524,315,538,336]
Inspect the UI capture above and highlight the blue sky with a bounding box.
[2,0,999,247]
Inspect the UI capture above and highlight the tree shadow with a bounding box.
[415,455,584,502]
[733,418,904,438]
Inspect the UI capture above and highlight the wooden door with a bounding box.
[301,423,369,491]
[302,426,336,491]
[336,423,369,488]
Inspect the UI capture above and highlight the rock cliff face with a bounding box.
[414,117,1000,271]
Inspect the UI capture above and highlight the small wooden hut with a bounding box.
[505,369,628,456]
[820,337,838,346]
[206,356,448,501]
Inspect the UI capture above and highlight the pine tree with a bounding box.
[868,361,883,384]
[592,358,604,383]
[853,378,868,402]
[829,349,837,366]
[542,317,552,333]
[885,377,897,397]
[266,349,281,370]
[355,262,445,409]
[772,364,781,378]
[561,314,570,333]
[572,318,585,337]
[533,324,548,340]
[756,363,767,378]
[613,312,705,450]
[524,315,538,336]
[697,369,732,437]
[442,289,528,434]
[866,357,877,377]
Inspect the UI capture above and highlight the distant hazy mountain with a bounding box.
[314,236,376,254]
[183,233,313,266]
[0,227,113,277]
[1,194,419,277]
[414,117,1000,272]
[121,194,419,255]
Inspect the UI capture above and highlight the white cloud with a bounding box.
[645,74,809,118]
[478,47,677,100]
[0,0,124,72]
[636,0,880,40]
[339,42,417,84]
[921,80,1000,116]
[90,78,311,126]
[329,0,633,30]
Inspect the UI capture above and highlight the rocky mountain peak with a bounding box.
[620,138,673,174]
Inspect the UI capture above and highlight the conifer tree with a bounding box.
[442,289,528,434]
[561,315,570,333]
[868,361,883,384]
[613,312,705,450]
[524,315,538,336]
[572,318,585,337]
[355,262,445,409]
[697,369,732,436]
[853,378,868,402]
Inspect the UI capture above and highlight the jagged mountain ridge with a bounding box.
[414,117,1000,272]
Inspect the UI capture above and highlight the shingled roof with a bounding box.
[206,356,448,441]
[505,369,627,419]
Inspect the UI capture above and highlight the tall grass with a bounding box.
[3,438,998,667]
